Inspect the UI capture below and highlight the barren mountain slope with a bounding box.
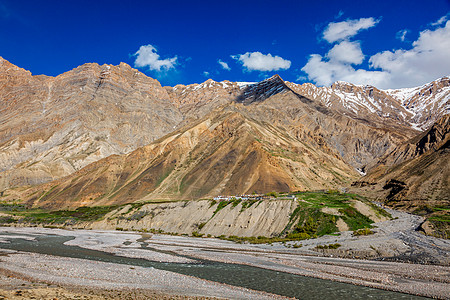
[13,105,360,209]
[359,114,450,206]
[236,76,413,172]
[350,115,449,238]
[0,57,183,190]
[1,58,447,208]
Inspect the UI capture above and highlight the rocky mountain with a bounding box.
[358,114,449,206]
[0,57,448,210]
[287,76,450,131]
[350,114,449,238]
[19,107,361,209]
[0,57,182,190]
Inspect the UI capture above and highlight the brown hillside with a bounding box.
[352,115,449,237]
[17,106,358,209]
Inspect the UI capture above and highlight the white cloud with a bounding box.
[369,20,450,87]
[323,17,379,43]
[396,29,409,42]
[431,15,448,26]
[302,16,450,89]
[232,52,291,72]
[203,71,210,77]
[302,40,383,86]
[326,41,364,64]
[301,53,387,87]
[218,60,230,70]
[134,44,177,71]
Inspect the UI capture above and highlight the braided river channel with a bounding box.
[0,232,429,299]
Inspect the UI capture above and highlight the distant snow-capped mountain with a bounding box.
[166,74,449,132]
[287,76,450,131]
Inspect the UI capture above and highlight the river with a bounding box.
[0,231,429,299]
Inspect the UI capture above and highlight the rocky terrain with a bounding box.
[0,57,448,238]
[352,114,450,238]
[77,195,388,238]
[0,57,182,191]
[288,76,450,131]
[1,222,449,299]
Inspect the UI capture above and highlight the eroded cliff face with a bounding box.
[358,114,450,208]
[81,198,386,238]
[89,200,297,237]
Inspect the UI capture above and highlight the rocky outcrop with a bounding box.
[89,200,297,237]
[236,75,291,104]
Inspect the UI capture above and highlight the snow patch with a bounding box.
[236,82,256,88]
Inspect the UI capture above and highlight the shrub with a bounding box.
[213,200,230,216]
[353,228,374,236]
[286,232,310,240]
[191,231,204,237]
[0,216,16,224]
[316,243,341,250]
[266,191,278,198]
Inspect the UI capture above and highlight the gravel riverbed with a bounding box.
[0,209,449,299]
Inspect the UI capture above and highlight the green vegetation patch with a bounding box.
[316,243,341,250]
[428,218,450,239]
[0,205,119,225]
[295,191,352,208]
[191,231,204,237]
[429,214,450,222]
[213,200,231,216]
[353,228,375,236]
[432,206,450,212]
[240,199,258,212]
[0,216,16,224]
[0,203,27,212]
[282,191,379,239]
[286,208,339,237]
[231,197,242,208]
[339,206,373,230]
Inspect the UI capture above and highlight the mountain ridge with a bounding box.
[0,57,448,211]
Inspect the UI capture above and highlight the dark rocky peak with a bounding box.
[235,74,291,104]
[413,114,450,154]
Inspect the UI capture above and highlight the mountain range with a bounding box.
[0,57,448,221]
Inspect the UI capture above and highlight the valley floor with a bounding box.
[0,209,449,299]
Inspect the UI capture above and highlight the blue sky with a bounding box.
[1,0,449,88]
